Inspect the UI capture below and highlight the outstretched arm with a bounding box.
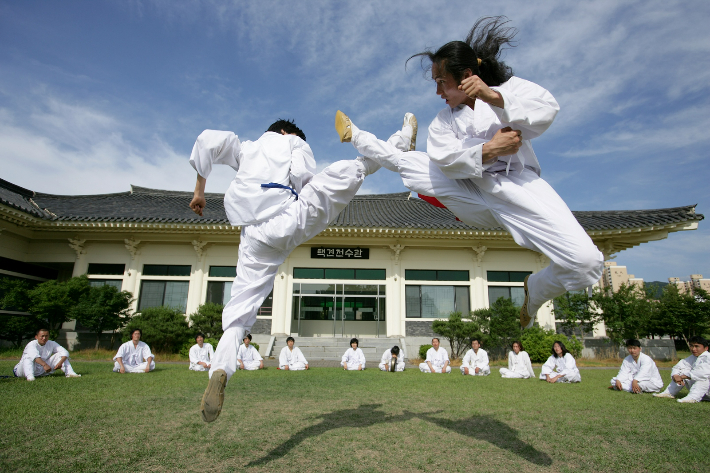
[190,175,207,216]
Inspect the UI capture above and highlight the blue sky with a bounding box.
[1,0,708,283]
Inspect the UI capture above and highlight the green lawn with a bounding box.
[1,362,707,472]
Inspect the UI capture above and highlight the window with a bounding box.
[405,270,469,281]
[142,265,191,277]
[488,286,526,307]
[487,271,531,282]
[293,268,386,280]
[138,281,190,312]
[209,266,236,278]
[89,279,123,290]
[87,264,125,275]
[405,285,470,318]
[205,282,272,316]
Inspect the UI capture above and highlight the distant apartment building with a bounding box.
[601,261,644,292]
[668,274,710,295]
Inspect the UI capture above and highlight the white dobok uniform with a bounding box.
[279,346,308,370]
[341,347,366,370]
[500,350,535,379]
[539,353,581,383]
[190,129,410,382]
[13,340,79,379]
[350,76,604,318]
[189,343,214,371]
[378,349,405,372]
[113,341,155,373]
[420,347,451,373]
[659,351,710,401]
[610,352,663,393]
[237,344,263,370]
[460,348,490,376]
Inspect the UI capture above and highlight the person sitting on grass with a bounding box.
[419,338,451,373]
[609,339,663,394]
[13,328,81,381]
[654,335,710,403]
[539,341,580,383]
[189,333,214,372]
[113,328,155,373]
[279,336,309,370]
[499,340,535,379]
[460,338,490,376]
[237,334,264,370]
[379,345,405,372]
[341,338,366,371]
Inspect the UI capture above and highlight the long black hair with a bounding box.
[407,16,516,86]
[552,341,570,359]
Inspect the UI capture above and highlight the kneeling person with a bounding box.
[341,338,366,371]
[189,334,214,371]
[114,328,155,373]
[610,339,663,393]
[654,336,710,403]
[460,338,490,376]
[279,336,308,370]
[419,338,451,373]
[237,334,263,370]
[14,328,81,381]
[379,345,405,372]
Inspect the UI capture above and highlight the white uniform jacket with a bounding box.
[689,351,710,383]
[613,352,663,386]
[114,341,154,367]
[507,351,535,378]
[237,344,263,363]
[20,340,69,365]
[461,348,490,375]
[671,354,697,378]
[425,347,450,368]
[341,348,366,368]
[427,76,559,179]
[189,343,214,366]
[279,346,308,368]
[189,130,317,226]
[379,349,405,371]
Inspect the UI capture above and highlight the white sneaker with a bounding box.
[66,374,81,378]
[402,113,417,151]
[653,391,675,399]
[677,397,699,403]
[26,376,35,382]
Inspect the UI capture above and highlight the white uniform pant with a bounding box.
[14,354,78,378]
[539,371,581,383]
[189,362,209,371]
[379,362,405,372]
[238,360,262,371]
[419,363,451,373]
[611,376,663,393]
[460,366,490,376]
[342,362,365,370]
[662,379,710,401]
[280,362,307,371]
[500,368,532,379]
[352,129,604,315]
[113,361,155,373]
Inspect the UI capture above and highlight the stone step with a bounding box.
[270,336,406,360]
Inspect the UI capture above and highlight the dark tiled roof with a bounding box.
[0,179,704,231]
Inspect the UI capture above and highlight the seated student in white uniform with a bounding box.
[279,336,309,371]
[379,345,405,372]
[539,341,580,383]
[610,339,663,394]
[237,334,263,371]
[420,337,451,373]
[499,341,535,379]
[113,328,155,373]
[654,336,710,403]
[13,328,81,381]
[341,338,366,371]
[460,338,490,376]
[191,119,412,422]
[189,333,214,371]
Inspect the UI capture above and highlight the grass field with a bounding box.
[1,361,708,473]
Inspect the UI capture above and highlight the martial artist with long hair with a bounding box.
[539,341,581,383]
[499,340,535,379]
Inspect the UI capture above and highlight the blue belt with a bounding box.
[260,183,298,200]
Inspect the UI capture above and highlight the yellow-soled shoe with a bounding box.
[201,369,227,422]
[335,110,352,143]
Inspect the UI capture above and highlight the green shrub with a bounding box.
[521,326,583,363]
[179,337,220,358]
[432,311,484,359]
[188,303,224,339]
[419,344,432,359]
[251,342,260,352]
[123,306,191,353]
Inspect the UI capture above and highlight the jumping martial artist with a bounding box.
[460,338,490,376]
[654,336,710,403]
[378,345,405,372]
[189,334,214,371]
[335,16,604,330]
[420,338,451,373]
[539,341,580,383]
[189,118,412,422]
[113,328,155,373]
[610,339,663,394]
[237,334,263,371]
[279,336,309,370]
[499,341,535,379]
[341,338,366,371]
[13,328,81,381]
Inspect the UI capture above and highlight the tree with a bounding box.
[188,303,224,339]
[654,285,710,349]
[552,291,598,340]
[73,284,134,349]
[0,277,40,347]
[520,326,584,362]
[591,283,652,346]
[28,275,90,338]
[486,297,522,350]
[432,311,483,359]
[123,306,191,353]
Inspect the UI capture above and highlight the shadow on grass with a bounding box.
[247,404,551,467]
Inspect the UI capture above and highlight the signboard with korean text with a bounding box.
[311,247,369,259]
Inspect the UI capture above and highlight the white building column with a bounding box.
[68,237,88,277]
[271,258,289,335]
[471,244,487,311]
[387,243,405,337]
[186,239,208,317]
[124,238,142,313]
